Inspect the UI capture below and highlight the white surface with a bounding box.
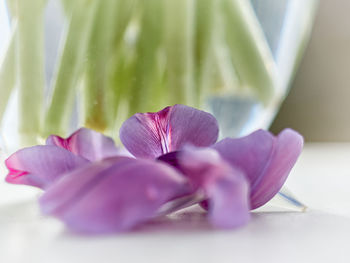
[1,143,350,263]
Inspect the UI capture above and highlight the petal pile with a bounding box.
[5,146,88,189]
[4,104,304,234]
[160,147,251,228]
[40,157,189,233]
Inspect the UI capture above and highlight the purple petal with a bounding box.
[120,104,219,159]
[40,157,190,233]
[5,146,88,189]
[212,128,303,209]
[206,176,250,228]
[46,128,120,162]
[161,148,250,228]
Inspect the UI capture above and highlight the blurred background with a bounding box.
[271,0,350,141]
[0,0,349,142]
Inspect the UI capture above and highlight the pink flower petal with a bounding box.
[40,157,190,234]
[120,104,219,159]
[5,146,88,189]
[212,128,303,209]
[47,128,120,162]
[160,148,250,228]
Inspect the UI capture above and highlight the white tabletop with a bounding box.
[1,143,350,263]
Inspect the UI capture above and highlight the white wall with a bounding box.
[271,0,350,141]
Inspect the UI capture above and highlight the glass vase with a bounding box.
[0,0,317,150]
[0,0,317,210]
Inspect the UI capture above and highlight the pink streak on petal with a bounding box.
[136,106,172,154]
[47,128,120,162]
[5,157,32,185]
[4,145,88,189]
[120,104,219,159]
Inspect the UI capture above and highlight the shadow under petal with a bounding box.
[133,206,214,234]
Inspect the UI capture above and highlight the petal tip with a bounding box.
[279,128,304,148]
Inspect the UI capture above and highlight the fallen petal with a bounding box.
[212,129,303,209]
[40,157,190,233]
[47,128,120,162]
[159,148,250,228]
[207,176,250,228]
[120,104,219,159]
[5,146,88,189]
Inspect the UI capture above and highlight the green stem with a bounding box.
[221,0,276,105]
[194,0,217,106]
[16,0,46,146]
[163,0,195,106]
[42,0,99,137]
[104,0,136,132]
[0,25,17,122]
[149,50,167,111]
[107,45,136,138]
[83,0,124,132]
[60,0,75,14]
[128,0,163,113]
